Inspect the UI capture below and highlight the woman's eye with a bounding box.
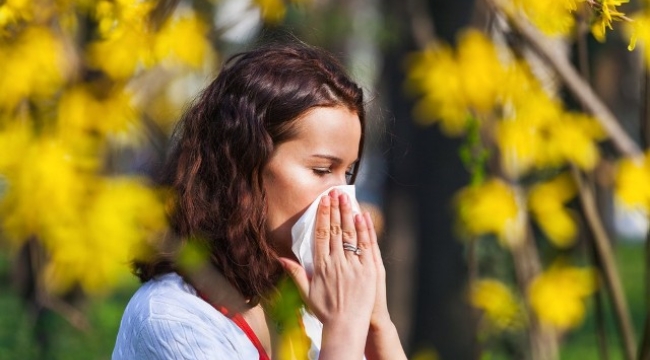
[312,168,331,176]
[345,169,355,184]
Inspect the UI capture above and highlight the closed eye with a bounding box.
[345,167,356,184]
[312,168,332,176]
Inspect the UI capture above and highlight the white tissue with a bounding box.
[291,185,361,275]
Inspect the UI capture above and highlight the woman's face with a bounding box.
[263,106,362,258]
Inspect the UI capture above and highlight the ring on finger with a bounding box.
[343,242,362,256]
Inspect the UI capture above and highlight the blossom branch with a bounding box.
[570,167,637,360]
[489,1,641,158]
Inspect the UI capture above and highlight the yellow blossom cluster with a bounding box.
[0,26,69,110]
[470,279,523,331]
[502,0,629,42]
[528,262,597,330]
[276,324,312,360]
[0,119,167,293]
[626,11,650,69]
[528,173,578,248]
[407,30,605,179]
[0,0,77,29]
[497,94,605,179]
[455,179,525,247]
[57,84,138,140]
[455,173,584,249]
[406,30,504,136]
[591,1,629,42]
[615,152,650,212]
[509,0,582,36]
[0,1,218,295]
[88,1,212,79]
[266,278,311,359]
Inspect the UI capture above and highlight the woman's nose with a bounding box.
[335,174,349,187]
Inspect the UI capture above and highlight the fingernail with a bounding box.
[330,189,339,198]
[340,193,348,205]
[355,214,365,225]
[321,195,330,206]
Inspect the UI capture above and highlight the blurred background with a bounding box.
[0,0,648,359]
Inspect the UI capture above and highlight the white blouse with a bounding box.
[112,272,258,360]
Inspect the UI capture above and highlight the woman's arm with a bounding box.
[363,211,408,360]
[365,319,407,360]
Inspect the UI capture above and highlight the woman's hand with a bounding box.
[279,189,377,358]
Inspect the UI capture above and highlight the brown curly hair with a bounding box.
[134,41,366,302]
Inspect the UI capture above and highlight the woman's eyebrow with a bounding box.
[310,154,359,166]
[310,154,343,164]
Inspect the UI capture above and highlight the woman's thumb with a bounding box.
[278,257,309,297]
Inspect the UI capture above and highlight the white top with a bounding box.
[112,272,258,360]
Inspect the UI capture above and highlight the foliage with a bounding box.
[0,0,312,357]
[407,0,649,358]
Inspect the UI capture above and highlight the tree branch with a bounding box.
[571,167,637,360]
[490,3,641,158]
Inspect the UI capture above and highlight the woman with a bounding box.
[112,41,406,360]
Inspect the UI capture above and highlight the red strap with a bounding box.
[197,293,270,360]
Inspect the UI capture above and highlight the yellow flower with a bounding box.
[42,177,167,294]
[154,12,211,68]
[0,118,32,172]
[254,0,287,23]
[87,26,155,79]
[0,26,68,109]
[470,279,523,331]
[87,0,157,79]
[57,84,138,138]
[627,12,650,68]
[455,179,525,247]
[500,60,541,106]
[80,178,167,293]
[528,262,597,330]
[267,277,310,359]
[496,118,543,179]
[591,0,629,42]
[0,139,88,246]
[615,153,650,212]
[406,31,507,136]
[277,323,311,360]
[600,0,628,22]
[496,89,602,178]
[0,0,32,27]
[591,16,609,42]
[456,30,504,114]
[407,45,468,135]
[513,0,582,36]
[546,114,601,171]
[528,173,578,248]
[496,91,561,178]
[0,128,165,294]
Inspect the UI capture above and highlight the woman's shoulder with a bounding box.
[122,272,208,322]
[112,272,258,359]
